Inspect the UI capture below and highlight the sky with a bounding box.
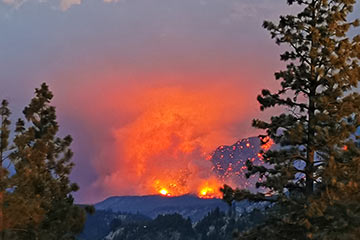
[0,0,359,203]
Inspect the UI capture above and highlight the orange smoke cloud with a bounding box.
[89,84,252,198]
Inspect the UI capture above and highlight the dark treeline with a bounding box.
[79,207,269,240]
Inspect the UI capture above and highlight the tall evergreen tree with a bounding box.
[0,100,11,239]
[0,83,88,240]
[222,0,360,239]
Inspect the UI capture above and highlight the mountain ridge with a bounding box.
[95,194,229,221]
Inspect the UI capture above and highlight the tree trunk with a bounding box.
[306,85,316,196]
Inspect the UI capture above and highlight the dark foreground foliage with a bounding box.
[222,0,360,239]
[0,84,91,240]
[79,206,269,240]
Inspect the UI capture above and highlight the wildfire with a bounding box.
[152,136,274,199]
[199,187,216,198]
[152,173,191,197]
[260,136,274,151]
[152,175,223,199]
[159,188,171,196]
[197,179,222,199]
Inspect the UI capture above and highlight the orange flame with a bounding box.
[197,178,222,199]
[153,176,190,197]
[260,136,274,151]
[199,187,215,198]
[159,188,171,196]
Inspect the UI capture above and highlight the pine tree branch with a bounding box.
[10,228,39,240]
[289,42,312,66]
[287,108,308,121]
[270,94,309,110]
[293,167,307,174]
[289,155,307,162]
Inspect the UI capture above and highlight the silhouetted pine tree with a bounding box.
[222,0,360,239]
[0,100,11,239]
[0,83,89,240]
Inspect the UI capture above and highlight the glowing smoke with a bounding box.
[88,85,251,198]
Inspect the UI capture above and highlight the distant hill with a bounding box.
[95,194,229,221]
[210,136,269,190]
[79,195,270,240]
[78,195,230,240]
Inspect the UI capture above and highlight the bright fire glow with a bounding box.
[197,178,222,199]
[104,87,246,197]
[88,86,253,200]
[200,187,214,197]
[159,188,170,196]
[261,136,274,151]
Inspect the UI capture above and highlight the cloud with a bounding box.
[0,0,293,13]
[227,0,300,23]
[2,0,26,8]
[59,0,80,11]
[1,0,80,10]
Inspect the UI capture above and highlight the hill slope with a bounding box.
[95,194,229,221]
